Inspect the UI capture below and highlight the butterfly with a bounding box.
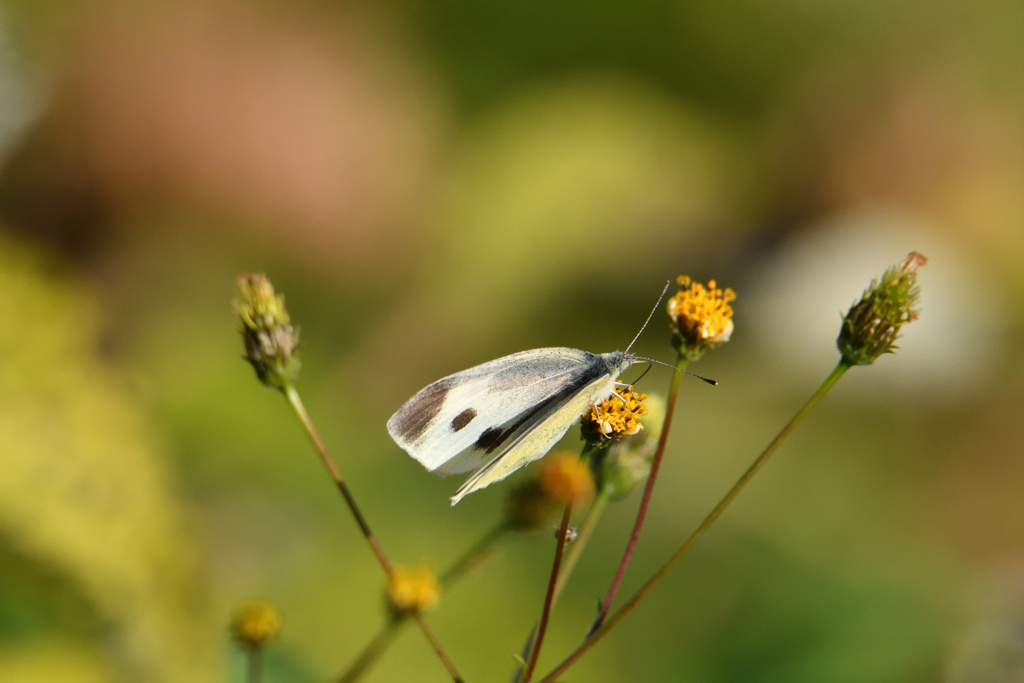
[386,284,698,505]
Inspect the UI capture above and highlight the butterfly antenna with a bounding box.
[624,280,671,354]
[634,356,718,386]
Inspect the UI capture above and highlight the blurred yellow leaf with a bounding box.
[0,235,217,682]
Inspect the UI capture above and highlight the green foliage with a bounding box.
[0,236,218,682]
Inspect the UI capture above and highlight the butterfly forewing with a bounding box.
[387,348,606,473]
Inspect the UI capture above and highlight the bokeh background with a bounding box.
[1,0,1022,681]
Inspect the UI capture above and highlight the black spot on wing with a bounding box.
[476,426,505,452]
[474,384,578,454]
[392,380,451,442]
[451,408,477,432]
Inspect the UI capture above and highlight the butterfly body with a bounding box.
[387,348,635,505]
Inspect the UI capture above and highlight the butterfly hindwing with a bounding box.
[448,373,617,505]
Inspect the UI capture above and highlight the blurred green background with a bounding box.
[0,0,1022,681]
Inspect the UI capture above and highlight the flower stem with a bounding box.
[337,618,405,683]
[540,359,852,682]
[522,501,574,683]
[337,523,508,683]
[246,648,263,683]
[510,487,610,683]
[282,384,465,683]
[589,353,687,635]
[440,522,510,587]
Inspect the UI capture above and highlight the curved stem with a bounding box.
[283,384,464,683]
[540,360,852,682]
[589,353,687,634]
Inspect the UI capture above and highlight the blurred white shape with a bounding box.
[746,208,1006,398]
[0,18,45,162]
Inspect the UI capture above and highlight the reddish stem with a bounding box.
[523,503,574,682]
[588,354,687,635]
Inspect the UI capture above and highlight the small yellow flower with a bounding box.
[537,452,594,505]
[387,564,440,615]
[581,387,649,444]
[597,393,665,500]
[666,276,736,360]
[231,600,281,649]
[234,273,301,390]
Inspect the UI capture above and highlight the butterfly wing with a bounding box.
[448,372,618,505]
[388,348,607,476]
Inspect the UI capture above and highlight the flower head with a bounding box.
[504,478,561,530]
[231,600,280,650]
[581,387,649,445]
[387,564,440,615]
[234,273,300,390]
[837,251,926,366]
[667,276,736,360]
[538,451,594,506]
[595,393,665,500]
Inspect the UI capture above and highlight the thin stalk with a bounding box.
[510,489,611,683]
[337,619,405,683]
[246,648,262,683]
[540,359,852,682]
[554,490,609,601]
[589,353,687,634]
[283,384,464,683]
[522,502,574,683]
[337,523,509,683]
[440,522,510,587]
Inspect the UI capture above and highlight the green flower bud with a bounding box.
[234,273,300,390]
[594,394,665,501]
[837,252,926,366]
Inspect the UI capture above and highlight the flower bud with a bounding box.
[231,600,280,650]
[537,452,595,506]
[595,394,665,501]
[837,251,926,366]
[504,479,561,530]
[234,273,300,390]
[387,564,440,615]
[666,276,736,360]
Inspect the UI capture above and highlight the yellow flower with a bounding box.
[387,564,440,614]
[581,387,649,444]
[597,393,665,500]
[234,273,301,390]
[537,452,594,505]
[666,276,736,360]
[231,600,281,649]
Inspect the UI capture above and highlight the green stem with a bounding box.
[282,384,465,683]
[337,522,510,683]
[440,522,510,587]
[589,353,687,634]
[337,618,405,683]
[246,648,262,683]
[554,490,609,601]
[540,359,852,682]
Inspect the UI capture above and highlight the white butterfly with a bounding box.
[387,284,682,505]
[388,348,637,505]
